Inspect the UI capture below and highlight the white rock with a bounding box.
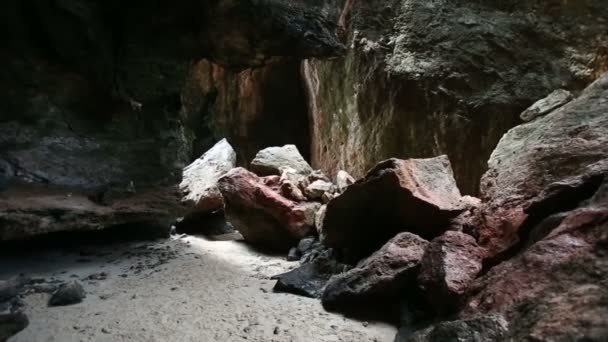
[250,145,313,176]
[180,139,236,213]
[336,170,355,193]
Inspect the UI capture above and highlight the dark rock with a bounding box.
[218,167,320,250]
[404,314,509,342]
[322,156,475,260]
[322,233,428,310]
[0,276,28,303]
[476,74,608,260]
[272,254,349,298]
[417,231,483,314]
[0,312,29,342]
[250,145,313,177]
[287,247,300,262]
[1,186,181,241]
[49,281,86,307]
[297,237,317,255]
[176,210,235,237]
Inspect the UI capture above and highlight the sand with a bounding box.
[1,235,396,342]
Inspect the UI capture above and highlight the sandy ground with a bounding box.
[1,235,396,342]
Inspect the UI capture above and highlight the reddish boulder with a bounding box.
[477,74,608,260]
[459,179,608,341]
[322,232,428,310]
[417,231,483,313]
[322,156,474,260]
[217,167,320,250]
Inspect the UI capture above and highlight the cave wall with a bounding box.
[303,0,608,195]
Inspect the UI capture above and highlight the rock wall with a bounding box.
[303,0,608,194]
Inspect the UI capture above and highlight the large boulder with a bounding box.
[417,231,483,314]
[476,73,608,260]
[0,312,29,342]
[457,178,608,341]
[179,139,236,214]
[250,145,314,177]
[218,167,320,250]
[322,156,475,260]
[0,185,182,241]
[322,233,428,310]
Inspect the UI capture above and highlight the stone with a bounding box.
[417,231,483,313]
[336,170,355,193]
[404,314,509,342]
[460,180,608,341]
[304,180,334,200]
[250,145,313,177]
[297,237,317,255]
[315,205,327,237]
[476,74,608,260]
[272,254,349,298]
[48,281,86,307]
[179,139,236,214]
[218,167,320,250]
[287,247,300,262]
[322,233,428,310]
[0,312,29,342]
[308,170,332,183]
[280,181,307,202]
[0,276,28,303]
[0,186,182,241]
[520,89,573,122]
[303,0,608,195]
[322,156,474,260]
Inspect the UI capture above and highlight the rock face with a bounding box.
[218,168,320,250]
[322,233,428,309]
[0,185,181,241]
[180,139,236,214]
[322,156,473,259]
[417,231,483,314]
[477,73,608,260]
[303,0,608,194]
[250,145,314,177]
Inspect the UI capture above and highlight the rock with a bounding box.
[322,156,474,260]
[315,205,327,237]
[0,276,28,303]
[520,89,573,122]
[336,170,355,193]
[477,74,608,260]
[417,231,483,313]
[460,179,608,341]
[218,168,320,250]
[287,247,300,262]
[280,181,307,202]
[321,192,336,204]
[176,210,235,237]
[179,139,236,215]
[48,281,86,307]
[404,314,509,342]
[322,233,428,310]
[297,237,317,255]
[303,0,608,195]
[1,185,181,241]
[272,254,349,298]
[0,312,29,342]
[250,145,313,177]
[304,180,334,200]
[308,170,331,183]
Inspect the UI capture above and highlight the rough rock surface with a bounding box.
[322,156,473,259]
[404,314,509,342]
[303,0,608,194]
[477,73,608,259]
[0,312,29,342]
[304,180,334,200]
[218,167,320,250]
[459,178,608,341]
[336,170,355,193]
[48,281,86,307]
[520,89,573,122]
[322,233,428,309]
[417,231,483,313]
[0,185,181,241]
[179,139,236,214]
[250,145,313,177]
